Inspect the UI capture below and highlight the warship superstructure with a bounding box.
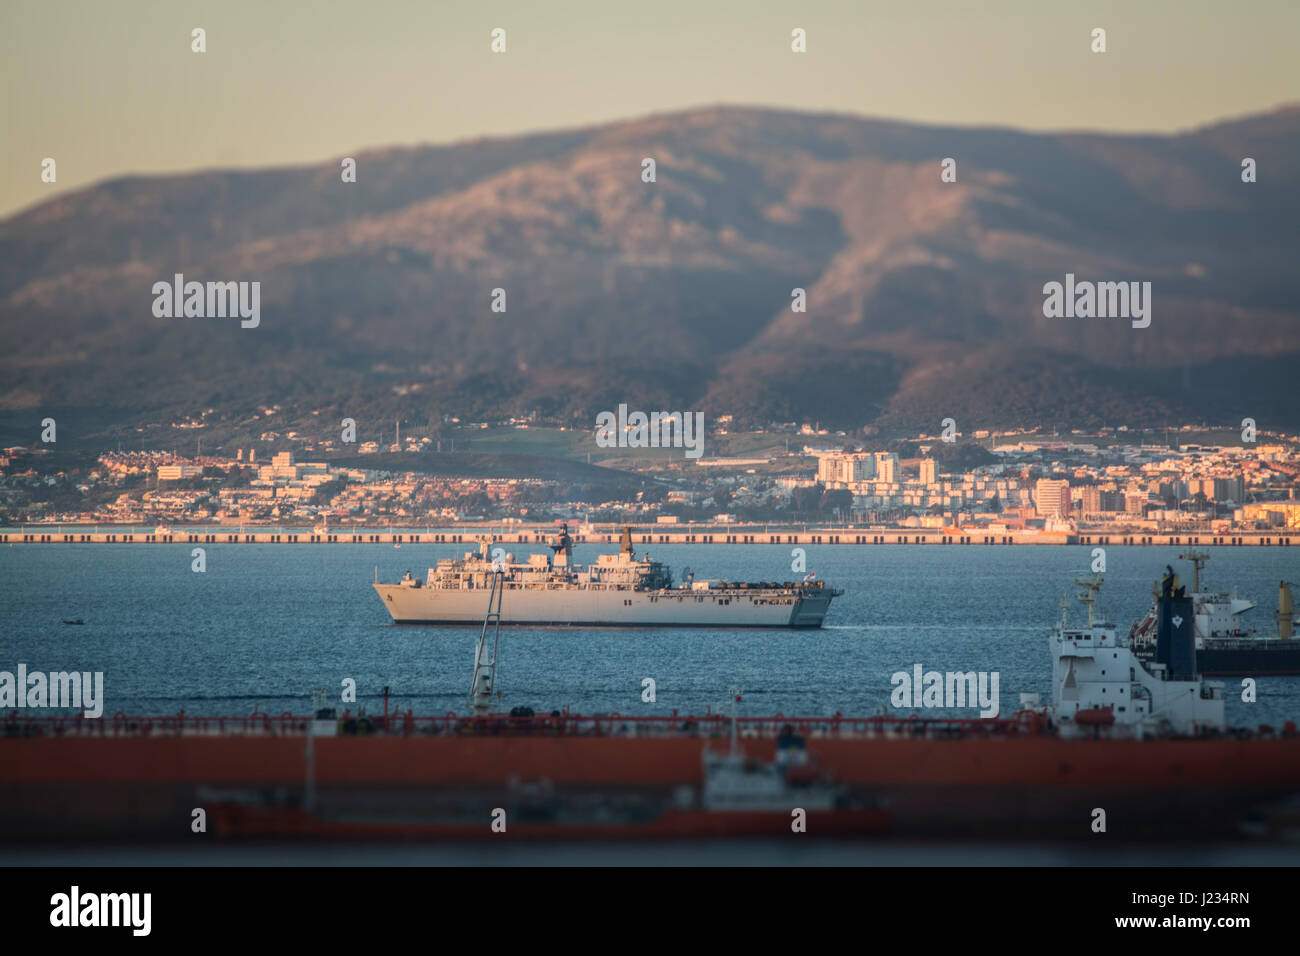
[374,524,841,627]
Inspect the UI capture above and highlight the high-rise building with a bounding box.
[1035,478,1071,518]
[919,459,937,485]
[875,453,899,484]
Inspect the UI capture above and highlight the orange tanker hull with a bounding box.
[4,731,1300,841]
[7,732,1300,788]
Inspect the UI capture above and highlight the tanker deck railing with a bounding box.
[2,709,1067,740]
[7,709,1292,740]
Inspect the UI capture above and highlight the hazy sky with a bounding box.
[3,0,1297,217]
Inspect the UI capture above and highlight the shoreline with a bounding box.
[2,528,1294,547]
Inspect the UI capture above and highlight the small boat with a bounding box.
[62,619,85,626]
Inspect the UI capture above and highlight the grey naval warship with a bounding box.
[374,525,841,627]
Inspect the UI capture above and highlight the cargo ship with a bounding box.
[374,524,841,627]
[1129,550,1300,675]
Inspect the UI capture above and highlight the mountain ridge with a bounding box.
[2,103,1297,436]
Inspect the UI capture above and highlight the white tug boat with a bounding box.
[1050,574,1224,739]
[374,524,841,627]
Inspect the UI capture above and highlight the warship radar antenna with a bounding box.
[548,520,574,567]
[470,569,505,716]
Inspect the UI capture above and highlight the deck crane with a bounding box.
[470,567,505,716]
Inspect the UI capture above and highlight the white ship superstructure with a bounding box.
[1050,577,1224,739]
[374,525,841,627]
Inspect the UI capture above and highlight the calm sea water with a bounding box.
[2,543,1298,726]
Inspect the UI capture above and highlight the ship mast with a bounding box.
[1180,549,1209,593]
[470,569,505,716]
[1074,575,1103,627]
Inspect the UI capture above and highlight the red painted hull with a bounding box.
[4,732,1299,841]
[8,734,1300,789]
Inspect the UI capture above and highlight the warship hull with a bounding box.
[374,582,836,627]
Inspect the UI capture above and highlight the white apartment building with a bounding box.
[1035,478,1071,518]
[816,452,875,485]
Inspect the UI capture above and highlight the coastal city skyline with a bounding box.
[6,420,1297,539]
